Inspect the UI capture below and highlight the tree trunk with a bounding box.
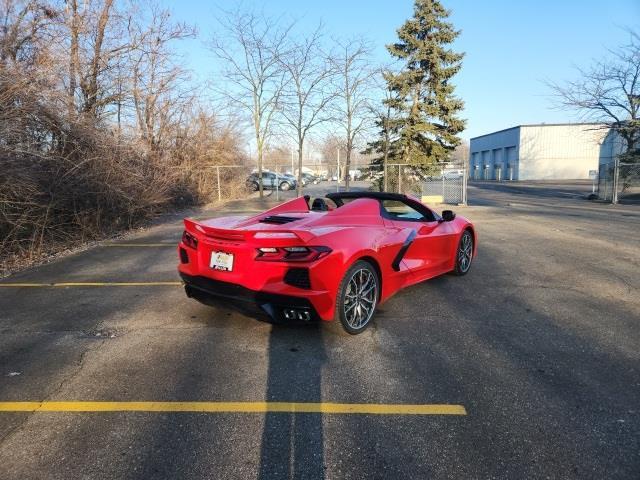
[297,139,304,196]
[383,129,389,192]
[68,0,79,117]
[257,144,264,198]
[83,0,113,116]
[344,140,352,191]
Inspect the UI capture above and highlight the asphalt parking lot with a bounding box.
[1,181,639,479]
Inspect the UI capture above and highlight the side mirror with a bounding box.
[441,210,456,222]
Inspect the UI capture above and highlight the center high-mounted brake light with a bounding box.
[182,231,198,249]
[256,246,331,262]
[254,232,298,239]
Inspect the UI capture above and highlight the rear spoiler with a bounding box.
[183,218,315,243]
[243,196,309,220]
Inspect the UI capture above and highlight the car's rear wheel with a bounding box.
[453,230,473,275]
[336,260,379,334]
[250,182,259,191]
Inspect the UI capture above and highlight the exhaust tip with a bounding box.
[283,308,312,322]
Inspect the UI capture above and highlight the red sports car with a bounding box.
[178,192,476,334]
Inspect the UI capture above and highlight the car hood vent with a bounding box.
[259,215,303,224]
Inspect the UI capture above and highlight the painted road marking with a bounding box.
[0,402,466,415]
[103,243,176,247]
[0,282,182,288]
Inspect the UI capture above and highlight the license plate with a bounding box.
[210,251,234,271]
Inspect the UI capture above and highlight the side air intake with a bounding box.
[284,268,311,289]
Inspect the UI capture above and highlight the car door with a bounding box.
[381,199,456,280]
[262,172,276,189]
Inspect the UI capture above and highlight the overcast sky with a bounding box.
[165,0,640,141]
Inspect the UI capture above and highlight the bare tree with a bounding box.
[209,8,292,197]
[316,132,344,177]
[279,26,337,195]
[0,0,55,66]
[330,37,375,190]
[0,0,248,271]
[449,140,469,167]
[62,0,133,119]
[548,30,640,155]
[128,4,195,152]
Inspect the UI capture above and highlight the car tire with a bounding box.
[336,260,379,334]
[280,181,290,191]
[250,182,259,192]
[453,230,474,276]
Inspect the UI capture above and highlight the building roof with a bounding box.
[470,123,605,141]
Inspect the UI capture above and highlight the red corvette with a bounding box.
[178,192,476,334]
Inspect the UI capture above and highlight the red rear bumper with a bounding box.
[178,240,338,321]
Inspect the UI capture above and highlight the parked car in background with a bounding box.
[246,172,296,191]
[443,169,464,179]
[349,169,362,180]
[302,172,320,185]
[283,173,298,186]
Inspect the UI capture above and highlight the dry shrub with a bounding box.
[0,67,246,272]
[167,110,252,205]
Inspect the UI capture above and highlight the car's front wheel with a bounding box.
[336,260,379,334]
[453,230,474,275]
[280,181,291,191]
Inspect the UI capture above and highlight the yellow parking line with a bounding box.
[0,282,182,287]
[0,401,466,415]
[103,243,175,247]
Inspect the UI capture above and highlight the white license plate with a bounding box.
[210,251,234,271]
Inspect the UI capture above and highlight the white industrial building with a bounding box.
[598,129,627,166]
[469,123,609,181]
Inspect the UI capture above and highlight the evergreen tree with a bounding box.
[385,0,465,168]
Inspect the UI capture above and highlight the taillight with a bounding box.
[256,246,331,262]
[182,231,198,249]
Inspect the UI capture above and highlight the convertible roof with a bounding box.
[326,191,412,203]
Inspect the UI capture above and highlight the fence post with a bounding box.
[383,160,388,192]
[612,157,619,204]
[275,166,279,202]
[398,167,402,194]
[216,166,221,202]
[463,168,468,205]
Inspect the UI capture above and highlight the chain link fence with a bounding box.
[422,168,467,205]
[172,162,471,205]
[171,165,252,204]
[598,161,640,204]
[180,162,356,203]
[372,163,467,205]
[383,164,421,196]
